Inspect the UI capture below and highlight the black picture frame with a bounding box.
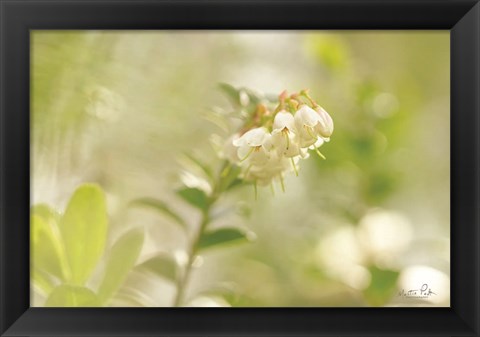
[1,0,479,336]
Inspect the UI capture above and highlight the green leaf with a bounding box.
[218,83,242,107]
[136,253,178,283]
[45,284,100,307]
[31,214,68,281]
[130,198,187,230]
[226,178,244,191]
[243,88,262,105]
[60,183,108,285]
[198,228,255,251]
[218,163,243,192]
[31,204,61,226]
[183,153,214,180]
[363,265,400,306]
[176,187,210,211]
[97,228,144,304]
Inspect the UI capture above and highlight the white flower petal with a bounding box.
[299,148,310,159]
[314,106,334,138]
[250,149,270,166]
[272,111,295,132]
[310,137,325,149]
[294,105,320,128]
[233,127,269,147]
[298,132,318,148]
[237,145,253,160]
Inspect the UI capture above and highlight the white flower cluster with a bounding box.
[223,101,334,187]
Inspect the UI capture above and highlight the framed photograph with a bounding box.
[1,0,479,336]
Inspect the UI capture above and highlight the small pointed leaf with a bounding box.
[218,83,241,107]
[183,153,214,180]
[176,187,209,211]
[130,198,187,230]
[218,164,242,192]
[226,178,243,191]
[198,228,254,251]
[136,254,178,283]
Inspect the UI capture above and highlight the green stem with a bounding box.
[172,161,228,307]
[172,208,211,307]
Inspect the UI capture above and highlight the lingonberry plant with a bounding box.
[133,85,334,306]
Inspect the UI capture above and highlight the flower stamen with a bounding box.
[279,174,285,192]
[304,125,317,140]
[290,158,298,177]
[239,147,255,162]
[282,128,290,149]
[314,148,326,160]
[244,163,253,178]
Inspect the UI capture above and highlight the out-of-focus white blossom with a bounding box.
[398,265,450,305]
[358,209,413,261]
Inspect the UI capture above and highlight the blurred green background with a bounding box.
[31,31,450,307]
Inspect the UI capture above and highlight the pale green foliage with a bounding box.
[31,215,68,283]
[45,285,100,307]
[97,228,144,304]
[136,254,178,283]
[60,184,108,285]
[31,183,144,307]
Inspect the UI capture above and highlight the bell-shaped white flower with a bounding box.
[294,105,334,148]
[272,110,295,131]
[294,105,323,148]
[310,137,324,149]
[271,111,301,157]
[314,106,334,139]
[233,127,272,166]
[244,151,296,186]
[221,90,333,192]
